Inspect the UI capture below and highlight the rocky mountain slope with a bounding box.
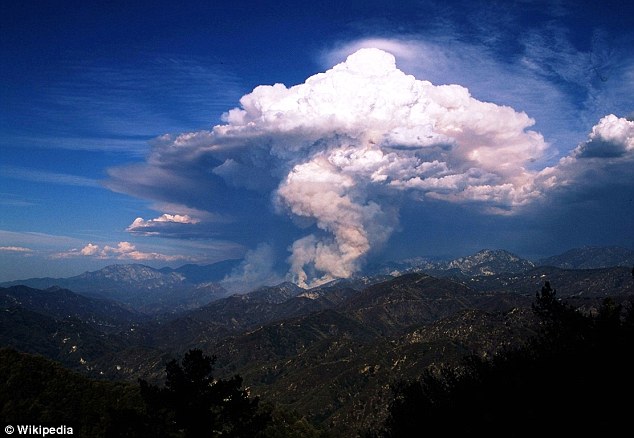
[0,285,145,330]
[367,246,634,279]
[366,249,535,277]
[537,246,634,269]
[206,274,537,435]
[2,246,633,435]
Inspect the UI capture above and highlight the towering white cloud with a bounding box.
[537,115,634,192]
[208,48,548,285]
[110,48,632,287]
[573,114,634,158]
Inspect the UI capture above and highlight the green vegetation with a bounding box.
[112,348,271,437]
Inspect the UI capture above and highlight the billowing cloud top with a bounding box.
[106,48,632,287]
[573,114,634,159]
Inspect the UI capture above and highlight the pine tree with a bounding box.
[138,349,271,438]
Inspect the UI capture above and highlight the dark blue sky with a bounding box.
[1,0,633,286]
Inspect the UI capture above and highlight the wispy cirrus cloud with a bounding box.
[6,135,152,156]
[46,56,245,134]
[0,229,83,249]
[3,56,246,157]
[0,165,100,187]
[0,192,36,207]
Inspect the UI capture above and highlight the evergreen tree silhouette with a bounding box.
[137,349,270,437]
[378,280,634,437]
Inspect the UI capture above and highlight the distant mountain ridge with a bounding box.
[1,246,632,315]
[367,246,633,278]
[0,261,240,314]
[445,249,535,275]
[367,248,535,277]
[537,246,634,269]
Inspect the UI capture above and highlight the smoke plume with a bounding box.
[214,48,547,285]
[108,48,576,287]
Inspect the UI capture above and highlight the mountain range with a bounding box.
[3,246,632,315]
[0,260,242,314]
[2,245,634,436]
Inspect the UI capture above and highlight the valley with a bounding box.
[2,246,633,436]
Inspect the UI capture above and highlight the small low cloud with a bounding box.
[56,241,191,262]
[127,213,201,235]
[0,246,32,253]
[80,243,100,256]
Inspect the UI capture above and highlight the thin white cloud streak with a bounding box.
[0,166,100,187]
[5,56,246,158]
[0,193,36,207]
[46,56,245,135]
[0,229,84,249]
[5,135,151,156]
[0,246,32,253]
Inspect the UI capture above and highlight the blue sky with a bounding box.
[1,0,633,286]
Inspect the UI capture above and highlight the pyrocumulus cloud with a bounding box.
[107,48,632,287]
[210,48,548,285]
